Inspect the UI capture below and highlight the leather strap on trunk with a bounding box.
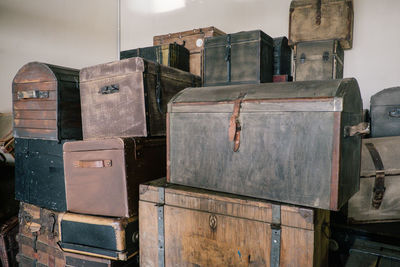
[225,34,232,83]
[365,143,386,209]
[228,92,246,152]
[73,160,112,168]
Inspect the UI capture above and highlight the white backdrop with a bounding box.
[0,0,399,112]
[122,0,400,108]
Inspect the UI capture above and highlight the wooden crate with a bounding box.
[139,179,330,267]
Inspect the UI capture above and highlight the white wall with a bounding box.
[122,0,400,109]
[1,0,400,112]
[0,0,118,112]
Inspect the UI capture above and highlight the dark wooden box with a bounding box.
[293,40,344,81]
[15,138,66,211]
[17,203,65,267]
[59,213,138,261]
[203,30,273,86]
[80,57,201,139]
[370,87,400,138]
[12,62,82,141]
[167,78,365,211]
[0,216,18,267]
[348,137,400,223]
[63,137,165,217]
[289,0,354,49]
[65,252,139,267]
[140,179,330,267]
[153,26,226,77]
[120,43,190,72]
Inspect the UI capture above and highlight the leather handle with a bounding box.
[344,122,370,137]
[99,84,119,94]
[73,159,112,168]
[17,90,49,99]
[389,108,400,118]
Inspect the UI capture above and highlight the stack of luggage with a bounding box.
[8,0,400,266]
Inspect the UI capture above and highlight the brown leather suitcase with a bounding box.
[63,137,165,217]
[153,26,226,77]
[0,216,18,267]
[80,57,201,139]
[289,0,354,49]
[139,179,330,267]
[12,62,82,141]
[17,203,65,267]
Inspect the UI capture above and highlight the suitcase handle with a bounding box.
[99,84,119,94]
[73,159,112,168]
[17,90,49,99]
[389,109,400,118]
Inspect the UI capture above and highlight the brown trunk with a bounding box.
[63,137,165,217]
[289,0,354,49]
[139,179,330,267]
[79,57,200,139]
[12,62,82,141]
[153,26,226,77]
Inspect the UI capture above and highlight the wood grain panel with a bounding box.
[14,110,57,120]
[14,119,57,129]
[13,100,56,110]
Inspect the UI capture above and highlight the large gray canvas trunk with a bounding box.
[203,30,273,86]
[347,136,400,223]
[167,78,364,210]
[370,87,400,138]
[293,40,344,81]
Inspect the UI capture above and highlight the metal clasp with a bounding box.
[344,122,370,137]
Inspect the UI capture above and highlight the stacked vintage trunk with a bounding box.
[58,55,200,265]
[12,62,82,267]
[137,22,363,266]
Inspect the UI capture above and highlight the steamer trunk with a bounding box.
[17,203,65,267]
[80,57,200,139]
[153,26,225,77]
[59,213,138,261]
[0,216,18,267]
[345,239,400,267]
[139,179,330,267]
[65,252,139,267]
[289,0,354,49]
[167,78,364,210]
[347,137,400,223]
[370,87,400,138]
[63,137,165,217]
[203,30,273,86]
[12,62,82,141]
[293,40,344,81]
[15,138,66,211]
[120,43,190,72]
[273,37,292,77]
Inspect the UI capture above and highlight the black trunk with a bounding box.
[120,43,190,72]
[203,30,273,86]
[370,87,400,137]
[15,138,66,211]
